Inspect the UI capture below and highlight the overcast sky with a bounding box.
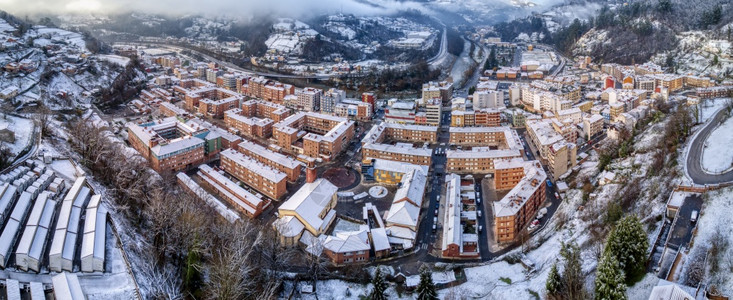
[0,0,433,18]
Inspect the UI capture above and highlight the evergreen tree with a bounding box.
[605,215,649,283]
[595,252,627,300]
[560,243,586,300]
[416,268,438,300]
[370,267,388,300]
[546,262,562,298]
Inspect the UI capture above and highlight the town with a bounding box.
[0,1,732,299]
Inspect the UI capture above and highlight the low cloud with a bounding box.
[0,0,433,18]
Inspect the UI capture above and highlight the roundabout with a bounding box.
[368,186,388,199]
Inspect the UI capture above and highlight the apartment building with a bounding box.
[425,98,442,126]
[334,99,373,121]
[385,100,417,124]
[583,114,604,139]
[219,149,288,200]
[273,112,355,161]
[526,119,577,180]
[321,88,346,113]
[224,109,275,139]
[197,164,267,218]
[493,161,547,243]
[361,92,376,113]
[696,86,733,99]
[224,99,288,139]
[422,81,453,103]
[494,158,527,190]
[684,75,715,88]
[127,117,207,173]
[446,148,523,174]
[241,99,290,122]
[360,122,437,166]
[245,76,295,104]
[159,102,190,119]
[448,126,522,148]
[236,139,301,182]
[292,87,322,112]
[184,86,243,118]
[653,74,684,92]
[362,143,433,166]
[473,90,504,109]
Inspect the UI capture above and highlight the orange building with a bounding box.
[273,112,355,161]
[126,118,207,173]
[492,161,547,243]
[219,149,288,200]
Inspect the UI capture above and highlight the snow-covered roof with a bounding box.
[198,165,262,214]
[274,215,305,238]
[493,161,547,218]
[648,280,696,300]
[238,139,300,170]
[442,174,462,251]
[385,225,416,241]
[221,149,286,183]
[278,179,338,234]
[393,169,426,207]
[52,272,85,300]
[370,227,390,252]
[323,230,370,254]
[385,200,420,229]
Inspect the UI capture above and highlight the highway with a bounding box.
[427,26,448,66]
[686,108,733,184]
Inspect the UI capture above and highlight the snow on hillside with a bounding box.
[30,26,87,51]
[97,54,130,67]
[0,115,34,156]
[0,19,15,32]
[651,31,733,79]
[701,114,733,173]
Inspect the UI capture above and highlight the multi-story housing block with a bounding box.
[126,117,208,173]
[493,161,546,242]
[219,149,288,200]
[273,112,355,161]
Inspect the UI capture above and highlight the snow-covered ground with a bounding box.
[97,54,130,67]
[0,115,34,156]
[49,159,79,182]
[701,115,733,173]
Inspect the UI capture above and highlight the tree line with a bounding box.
[66,119,293,299]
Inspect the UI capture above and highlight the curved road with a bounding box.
[686,108,733,184]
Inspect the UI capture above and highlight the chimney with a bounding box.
[306,162,317,184]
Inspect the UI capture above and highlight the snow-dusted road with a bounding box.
[686,108,733,184]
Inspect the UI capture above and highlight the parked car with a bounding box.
[477,210,482,218]
[554,192,560,199]
[691,210,699,223]
[432,224,437,232]
[478,225,483,232]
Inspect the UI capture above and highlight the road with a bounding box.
[686,108,733,184]
[2,118,40,174]
[427,26,448,66]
